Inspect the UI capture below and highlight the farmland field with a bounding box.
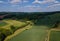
[1,20,26,29]
[49,31,60,41]
[0,21,7,27]
[8,25,48,41]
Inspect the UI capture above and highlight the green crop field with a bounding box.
[49,31,60,41]
[8,25,48,41]
[0,21,7,27]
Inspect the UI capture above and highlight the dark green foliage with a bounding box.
[10,25,16,33]
[0,12,56,20]
[0,28,13,41]
[0,28,12,36]
[0,32,6,41]
[33,13,60,28]
[52,21,60,28]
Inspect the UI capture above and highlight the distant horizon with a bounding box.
[0,11,60,12]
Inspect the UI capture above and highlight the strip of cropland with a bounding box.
[49,30,60,41]
[8,25,48,41]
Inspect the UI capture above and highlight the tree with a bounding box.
[10,25,16,32]
[53,21,60,28]
[0,32,6,41]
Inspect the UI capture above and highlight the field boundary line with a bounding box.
[51,29,60,31]
[47,28,60,41]
[47,30,51,41]
[45,30,49,41]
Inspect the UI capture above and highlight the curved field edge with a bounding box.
[47,28,60,41]
[4,24,32,41]
[49,30,60,41]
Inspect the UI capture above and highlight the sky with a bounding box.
[0,0,60,12]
